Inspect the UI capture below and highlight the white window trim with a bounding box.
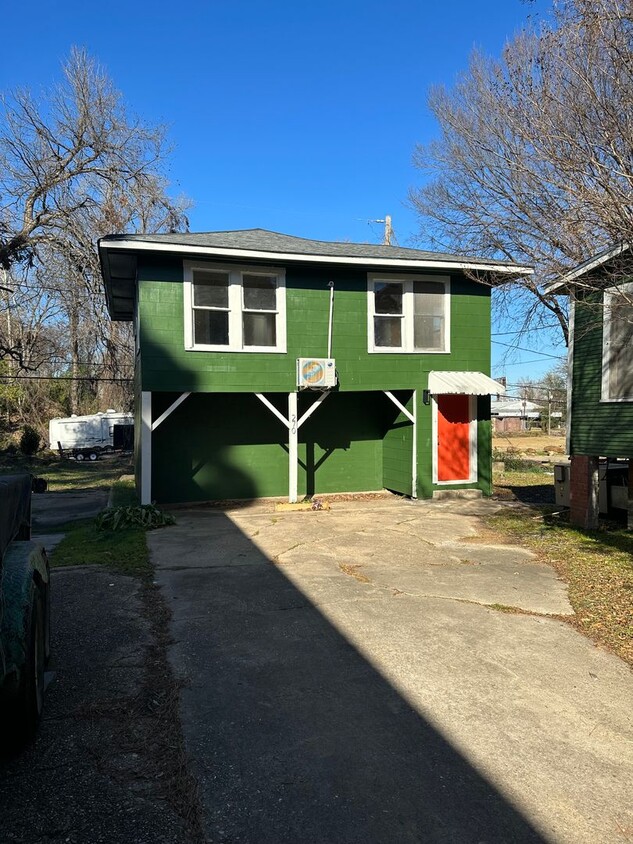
[183,260,287,353]
[600,281,633,402]
[367,273,451,354]
[432,394,477,485]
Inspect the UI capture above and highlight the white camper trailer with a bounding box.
[49,410,134,460]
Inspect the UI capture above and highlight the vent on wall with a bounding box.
[296,358,337,389]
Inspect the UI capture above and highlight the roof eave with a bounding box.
[98,237,533,276]
[546,242,631,294]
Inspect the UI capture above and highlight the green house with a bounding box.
[99,230,530,505]
[548,243,633,529]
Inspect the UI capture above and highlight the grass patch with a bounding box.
[493,465,556,505]
[109,475,137,508]
[51,518,151,578]
[485,507,633,667]
[493,453,553,473]
[0,452,133,491]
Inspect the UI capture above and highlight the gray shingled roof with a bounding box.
[100,228,516,268]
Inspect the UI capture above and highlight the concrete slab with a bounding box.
[149,499,633,844]
[31,489,109,530]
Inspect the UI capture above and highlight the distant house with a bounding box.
[548,243,633,529]
[490,398,543,433]
[99,229,531,506]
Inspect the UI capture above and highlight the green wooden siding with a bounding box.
[151,391,402,503]
[383,393,414,496]
[136,257,494,501]
[571,293,633,457]
[137,259,491,394]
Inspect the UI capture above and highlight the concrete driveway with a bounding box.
[148,497,633,844]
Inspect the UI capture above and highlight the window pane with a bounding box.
[374,282,403,314]
[194,309,229,345]
[414,315,444,350]
[193,271,229,308]
[414,281,445,349]
[374,316,402,347]
[244,312,276,346]
[608,295,633,397]
[243,275,277,310]
[413,281,445,315]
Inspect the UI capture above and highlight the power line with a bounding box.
[491,324,561,336]
[0,375,132,383]
[492,339,565,359]
[494,358,564,366]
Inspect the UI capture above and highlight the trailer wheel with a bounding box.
[88,451,98,461]
[75,452,85,461]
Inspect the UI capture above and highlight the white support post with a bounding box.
[384,390,415,423]
[288,392,298,503]
[141,391,152,505]
[411,390,417,499]
[255,393,291,429]
[152,392,191,432]
[254,391,329,503]
[297,391,330,428]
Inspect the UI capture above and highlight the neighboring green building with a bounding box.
[99,229,530,505]
[548,243,633,529]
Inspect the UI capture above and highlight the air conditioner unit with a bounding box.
[297,358,337,388]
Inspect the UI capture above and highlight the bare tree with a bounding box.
[0,47,190,435]
[0,47,189,373]
[410,0,633,345]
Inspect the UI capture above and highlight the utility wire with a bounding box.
[491,324,561,336]
[0,375,132,383]
[492,339,565,359]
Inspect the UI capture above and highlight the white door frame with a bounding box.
[432,394,477,485]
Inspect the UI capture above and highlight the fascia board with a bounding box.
[546,242,630,294]
[98,238,533,276]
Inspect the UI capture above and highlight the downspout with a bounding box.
[327,281,334,358]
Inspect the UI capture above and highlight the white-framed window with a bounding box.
[367,274,450,353]
[183,261,286,353]
[601,282,633,401]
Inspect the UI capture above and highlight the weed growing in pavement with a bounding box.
[96,504,175,532]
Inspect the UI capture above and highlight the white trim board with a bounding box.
[547,242,630,293]
[101,239,533,275]
[183,261,287,354]
[600,281,633,403]
[367,274,451,354]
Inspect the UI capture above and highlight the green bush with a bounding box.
[19,425,41,456]
[96,503,175,531]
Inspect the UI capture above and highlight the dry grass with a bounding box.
[484,507,633,667]
[493,432,566,454]
[339,563,372,583]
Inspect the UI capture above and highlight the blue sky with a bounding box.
[1,0,563,383]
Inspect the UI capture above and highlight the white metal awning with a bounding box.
[428,371,505,396]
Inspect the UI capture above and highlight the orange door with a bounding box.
[437,394,472,482]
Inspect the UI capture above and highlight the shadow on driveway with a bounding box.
[151,508,549,844]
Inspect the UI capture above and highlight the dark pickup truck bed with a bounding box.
[0,473,50,751]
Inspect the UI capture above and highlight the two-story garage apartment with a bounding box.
[99,229,531,505]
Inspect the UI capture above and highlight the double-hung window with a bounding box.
[184,262,286,352]
[368,274,450,353]
[601,282,633,401]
